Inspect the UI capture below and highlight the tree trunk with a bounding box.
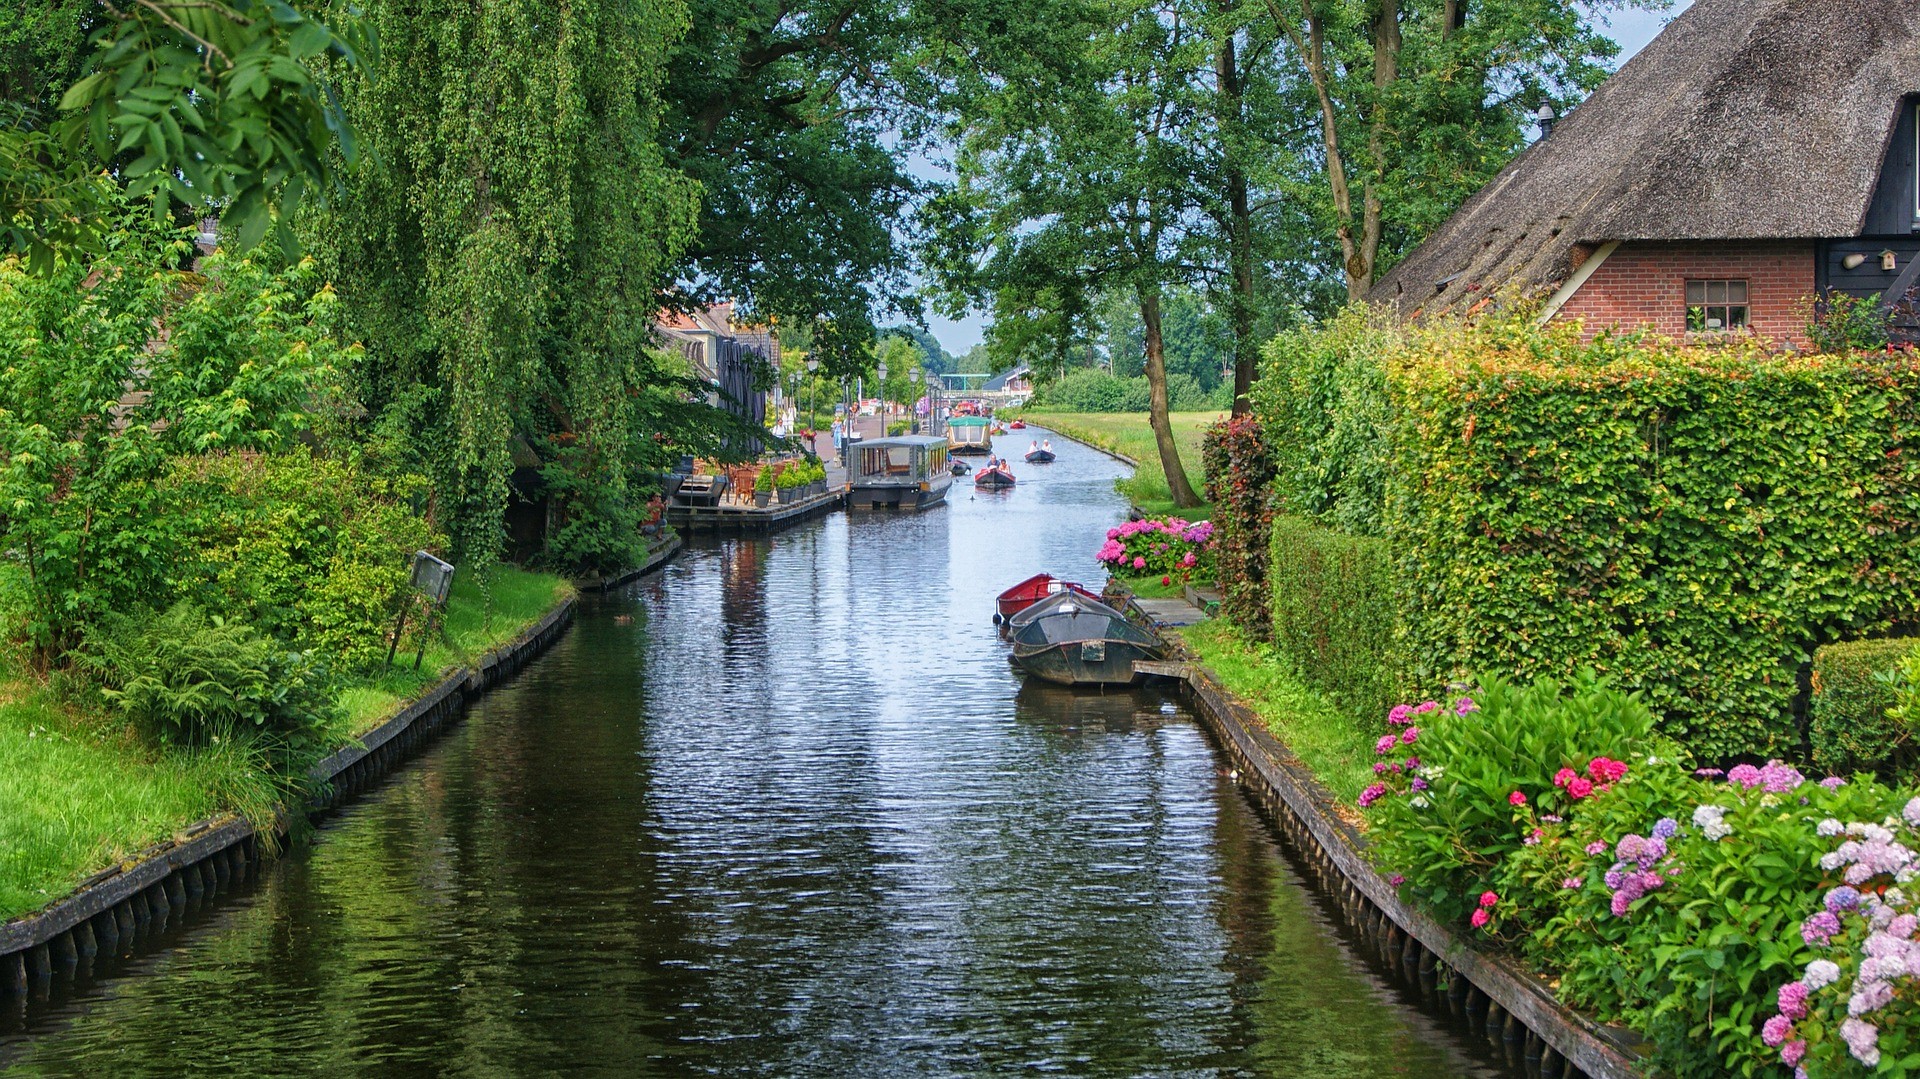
[1138,287,1204,508]
[1215,17,1258,415]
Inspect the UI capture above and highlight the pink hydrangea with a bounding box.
[1508,791,1526,806]
[1470,908,1490,929]
[1479,891,1499,908]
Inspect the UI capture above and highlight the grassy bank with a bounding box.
[0,566,571,921]
[1175,619,1373,806]
[1018,410,1219,516]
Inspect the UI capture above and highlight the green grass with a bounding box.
[1017,409,1219,516]
[1109,573,1205,599]
[331,566,574,735]
[0,565,571,920]
[1176,619,1374,806]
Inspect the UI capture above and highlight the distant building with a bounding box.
[654,302,777,452]
[1373,0,1920,346]
[981,365,1031,397]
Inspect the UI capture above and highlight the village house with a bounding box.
[1373,0,1920,346]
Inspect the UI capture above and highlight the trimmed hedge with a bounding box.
[1809,637,1917,777]
[1269,515,1398,721]
[1238,312,1920,759]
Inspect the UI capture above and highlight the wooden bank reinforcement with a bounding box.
[0,597,579,1008]
[1172,657,1648,1079]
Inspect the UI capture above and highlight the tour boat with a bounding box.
[1023,447,1056,464]
[1009,597,1164,687]
[847,435,953,511]
[974,463,1017,489]
[949,415,993,455]
[994,573,1100,621]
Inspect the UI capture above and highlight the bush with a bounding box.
[87,603,339,754]
[1201,414,1277,636]
[163,450,445,675]
[1269,515,1397,721]
[1358,672,1900,1076]
[1027,368,1216,413]
[1249,308,1397,535]
[1809,638,1918,778]
[1389,321,1920,758]
[1096,516,1213,581]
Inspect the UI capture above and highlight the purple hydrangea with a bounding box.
[1827,886,1862,913]
[1802,910,1842,945]
[1651,817,1680,840]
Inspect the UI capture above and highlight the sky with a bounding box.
[917,0,1692,359]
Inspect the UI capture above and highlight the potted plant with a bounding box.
[753,467,773,507]
[776,464,805,503]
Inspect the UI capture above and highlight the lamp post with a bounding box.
[876,361,888,432]
[805,354,819,454]
[909,366,922,434]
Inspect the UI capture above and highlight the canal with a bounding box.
[0,430,1506,1077]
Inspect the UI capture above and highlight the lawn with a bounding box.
[1175,619,1375,806]
[1017,409,1220,516]
[0,565,572,921]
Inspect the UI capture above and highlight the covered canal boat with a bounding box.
[1009,596,1164,686]
[949,415,993,455]
[848,436,954,510]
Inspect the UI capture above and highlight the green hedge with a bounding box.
[1810,637,1918,777]
[1269,515,1398,721]
[1388,326,1920,759]
[1202,415,1277,636]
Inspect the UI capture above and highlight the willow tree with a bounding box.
[316,0,699,567]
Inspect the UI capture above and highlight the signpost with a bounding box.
[387,551,457,670]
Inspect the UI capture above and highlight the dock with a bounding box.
[666,463,850,534]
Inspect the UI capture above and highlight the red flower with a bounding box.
[1508,791,1526,806]
[1479,890,1499,908]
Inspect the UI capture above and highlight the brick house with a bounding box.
[1372,0,1920,346]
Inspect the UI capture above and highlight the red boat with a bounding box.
[994,573,1100,621]
[1009,420,1026,430]
[975,464,1017,490]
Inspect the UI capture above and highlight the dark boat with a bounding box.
[1023,448,1055,464]
[1000,587,1104,639]
[1009,598,1164,686]
[950,460,971,476]
[994,573,1099,620]
[974,463,1017,489]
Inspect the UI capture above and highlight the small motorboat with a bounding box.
[1010,597,1164,686]
[1024,447,1055,464]
[1000,587,1104,638]
[994,573,1100,621]
[950,460,971,476]
[974,463,1017,489]
[1009,420,1026,430]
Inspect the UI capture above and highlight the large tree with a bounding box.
[315,0,704,567]
[927,0,1211,507]
[659,0,924,369]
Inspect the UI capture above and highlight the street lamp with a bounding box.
[909,366,922,434]
[876,361,888,430]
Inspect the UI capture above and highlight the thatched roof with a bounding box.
[1372,0,1920,314]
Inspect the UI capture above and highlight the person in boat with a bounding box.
[1028,440,1038,454]
[1042,439,1052,452]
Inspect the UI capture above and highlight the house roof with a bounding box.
[982,364,1029,392]
[1372,0,1920,315]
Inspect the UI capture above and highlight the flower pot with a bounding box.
[754,489,772,508]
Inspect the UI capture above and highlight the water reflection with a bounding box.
[0,427,1505,1077]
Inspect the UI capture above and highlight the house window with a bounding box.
[1685,280,1749,331]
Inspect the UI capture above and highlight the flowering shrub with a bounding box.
[1097,516,1214,581]
[1355,668,1920,1076]
[1200,415,1276,634]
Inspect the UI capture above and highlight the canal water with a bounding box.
[0,429,1506,1077]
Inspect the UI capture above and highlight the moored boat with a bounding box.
[848,435,953,511]
[974,462,1017,489]
[1009,598,1164,687]
[994,573,1100,621]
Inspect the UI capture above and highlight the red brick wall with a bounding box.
[1553,240,1817,348]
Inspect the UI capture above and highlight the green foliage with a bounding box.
[1249,306,1395,536]
[0,222,361,661]
[316,0,701,564]
[1366,672,1658,925]
[1201,414,1276,635]
[163,450,443,674]
[1809,637,1918,778]
[1269,515,1397,722]
[1030,368,1224,412]
[1386,319,1920,759]
[56,0,371,255]
[86,602,339,754]
[1806,291,1893,353]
